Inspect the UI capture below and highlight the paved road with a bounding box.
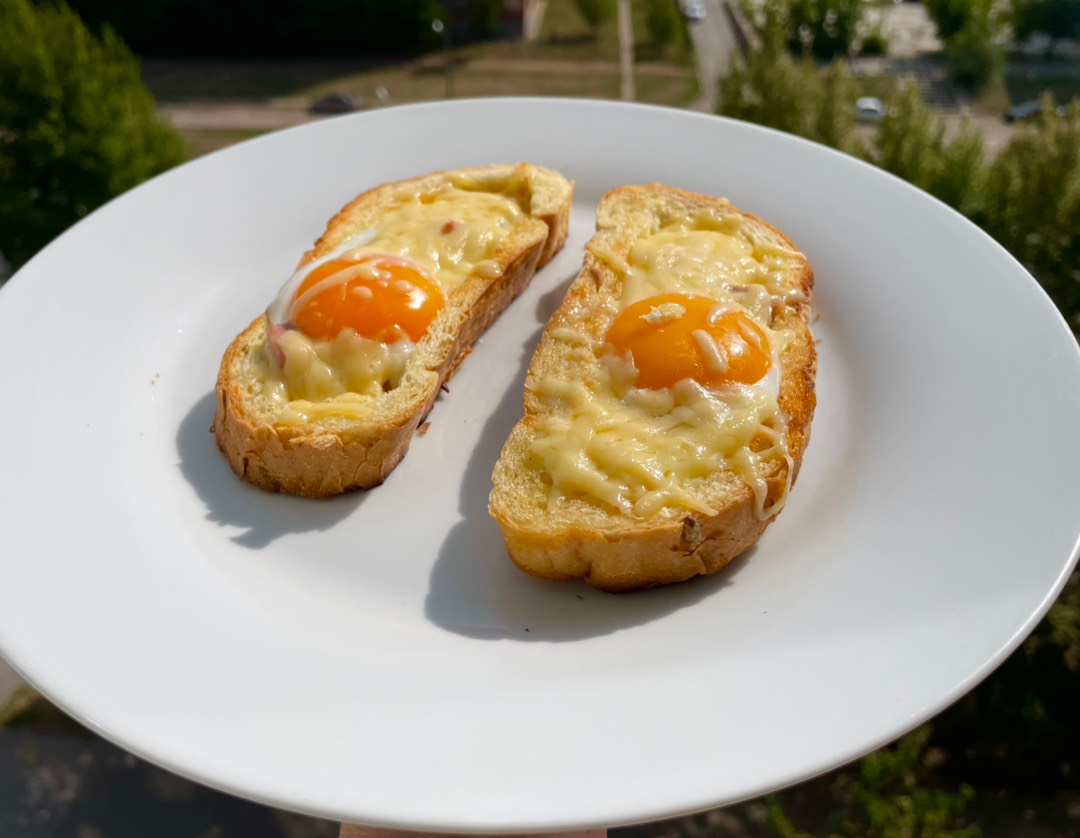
[686,0,740,111]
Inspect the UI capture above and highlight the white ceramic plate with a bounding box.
[1,99,1079,833]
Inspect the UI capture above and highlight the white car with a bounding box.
[854,96,888,123]
[682,0,707,20]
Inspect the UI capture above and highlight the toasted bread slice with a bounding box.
[214,163,573,497]
[489,184,815,592]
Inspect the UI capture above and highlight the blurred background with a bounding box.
[1,0,1078,834]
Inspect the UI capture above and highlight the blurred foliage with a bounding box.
[717,42,864,155]
[977,97,1080,347]
[923,0,1006,89]
[0,0,186,271]
[871,82,986,212]
[858,26,889,56]
[740,0,869,60]
[573,0,618,30]
[466,0,504,38]
[923,0,985,39]
[945,14,1007,90]
[0,685,88,736]
[1013,0,1080,50]
[719,43,1080,330]
[640,0,683,48]
[767,728,978,837]
[58,0,443,58]
[788,0,865,58]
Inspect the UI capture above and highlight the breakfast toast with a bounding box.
[489,184,815,591]
[215,163,573,497]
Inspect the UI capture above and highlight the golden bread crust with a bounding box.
[489,184,816,592]
[213,163,573,497]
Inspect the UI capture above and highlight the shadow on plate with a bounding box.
[176,392,363,549]
[425,274,749,642]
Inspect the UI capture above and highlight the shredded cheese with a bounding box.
[262,184,528,421]
[529,209,804,519]
[692,329,729,375]
[531,367,789,520]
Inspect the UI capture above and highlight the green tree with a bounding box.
[924,0,979,38]
[872,82,985,213]
[1014,0,1080,55]
[788,0,865,58]
[0,0,186,270]
[573,0,618,30]
[467,0,503,38]
[815,62,863,152]
[767,728,978,837]
[981,96,1080,328]
[640,0,681,47]
[945,14,1006,90]
[718,45,864,156]
[922,0,1006,89]
[742,0,865,59]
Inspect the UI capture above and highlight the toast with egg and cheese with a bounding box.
[214,163,573,497]
[489,184,815,592]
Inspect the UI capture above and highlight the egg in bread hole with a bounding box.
[255,184,527,423]
[526,212,804,522]
[214,163,573,498]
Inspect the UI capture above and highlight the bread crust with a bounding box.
[214,163,573,497]
[489,184,816,592]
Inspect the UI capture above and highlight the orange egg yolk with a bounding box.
[290,256,445,343]
[604,293,771,390]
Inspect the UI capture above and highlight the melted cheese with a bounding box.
[254,329,414,423]
[261,184,527,423]
[533,210,804,520]
[336,186,525,293]
[532,349,790,521]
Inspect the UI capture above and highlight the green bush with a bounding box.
[641,0,682,47]
[0,0,186,271]
[741,0,866,59]
[858,28,889,56]
[872,82,986,213]
[788,0,866,58]
[980,96,1080,330]
[921,0,1005,89]
[766,728,978,837]
[924,0,981,38]
[945,16,1007,91]
[718,45,864,155]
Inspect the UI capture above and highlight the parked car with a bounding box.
[309,91,364,115]
[681,0,707,21]
[1004,99,1066,123]
[854,96,888,123]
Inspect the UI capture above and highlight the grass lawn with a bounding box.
[182,128,267,156]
